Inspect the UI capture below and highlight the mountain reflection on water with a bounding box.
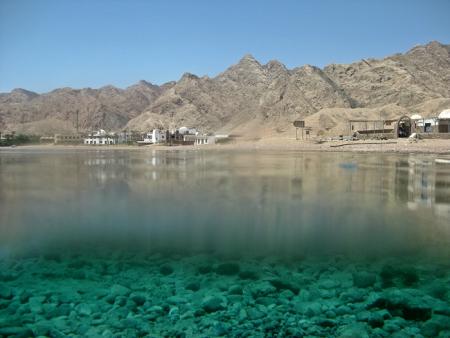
[0,149,449,258]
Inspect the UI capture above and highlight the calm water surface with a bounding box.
[1,148,449,259]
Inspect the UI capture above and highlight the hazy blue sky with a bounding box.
[1,0,449,93]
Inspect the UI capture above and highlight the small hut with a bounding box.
[437,109,450,133]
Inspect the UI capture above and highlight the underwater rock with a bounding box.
[336,323,370,338]
[269,278,300,294]
[215,263,240,275]
[280,289,295,300]
[239,270,259,280]
[0,285,13,299]
[318,278,340,290]
[228,285,243,295]
[130,292,146,306]
[340,288,368,303]
[110,284,131,297]
[353,272,377,288]
[380,265,419,287]
[76,303,92,316]
[247,307,266,320]
[368,289,432,321]
[201,295,227,313]
[197,265,213,274]
[159,265,174,275]
[293,301,323,316]
[0,326,34,337]
[367,310,388,328]
[168,306,180,321]
[421,314,450,337]
[212,322,229,336]
[28,296,46,314]
[255,296,277,306]
[166,295,188,305]
[315,317,337,328]
[251,281,276,297]
[185,280,201,292]
[54,288,82,304]
[146,305,165,320]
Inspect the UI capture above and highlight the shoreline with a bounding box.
[1,138,450,155]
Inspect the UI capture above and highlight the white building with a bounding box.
[84,129,117,145]
[411,114,438,133]
[193,135,216,145]
[178,126,197,135]
[138,129,167,145]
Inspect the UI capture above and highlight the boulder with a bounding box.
[269,278,300,294]
[250,281,276,298]
[0,285,13,299]
[337,323,370,338]
[368,289,432,321]
[353,272,377,288]
[228,285,243,295]
[421,315,450,337]
[159,265,174,276]
[201,295,227,313]
[110,284,131,297]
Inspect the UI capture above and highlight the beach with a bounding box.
[6,138,450,155]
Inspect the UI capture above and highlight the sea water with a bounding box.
[0,149,449,337]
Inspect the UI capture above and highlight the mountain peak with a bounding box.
[238,54,259,65]
[11,88,38,96]
[407,40,448,55]
[137,80,153,86]
[180,72,200,81]
[8,88,39,102]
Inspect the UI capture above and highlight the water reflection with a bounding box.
[0,149,449,258]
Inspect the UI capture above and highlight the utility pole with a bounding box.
[76,110,79,134]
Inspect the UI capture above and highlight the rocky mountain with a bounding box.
[1,41,449,137]
[0,80,164,134]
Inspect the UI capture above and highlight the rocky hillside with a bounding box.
[1,41,449,136]
[0,81,166,134]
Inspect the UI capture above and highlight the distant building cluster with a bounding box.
[33,126,229,146]
[348,109,450,140]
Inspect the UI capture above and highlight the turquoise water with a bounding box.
[0,149,449,337]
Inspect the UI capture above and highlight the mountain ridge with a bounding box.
[1,41,449,137]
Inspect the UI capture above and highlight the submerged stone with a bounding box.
[421,315,450,337]
[216,263,240,275]
[353,272,377,288]
[251,281,276,297]
[337,323,370,338]
[228,285,243,295]
[368,290,432,321]
[130,293,146,306]
[159,265,174,275]
[239,270,259,280]
[269,278,300,294]
[0,326,34,337]
[380,265,419,287]
[0,285,13,300]
[201,295,227,313]
[110,284,131,297]
[185,281,201,292]
[197,265,213,274]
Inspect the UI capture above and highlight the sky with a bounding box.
[0,0,449,93]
